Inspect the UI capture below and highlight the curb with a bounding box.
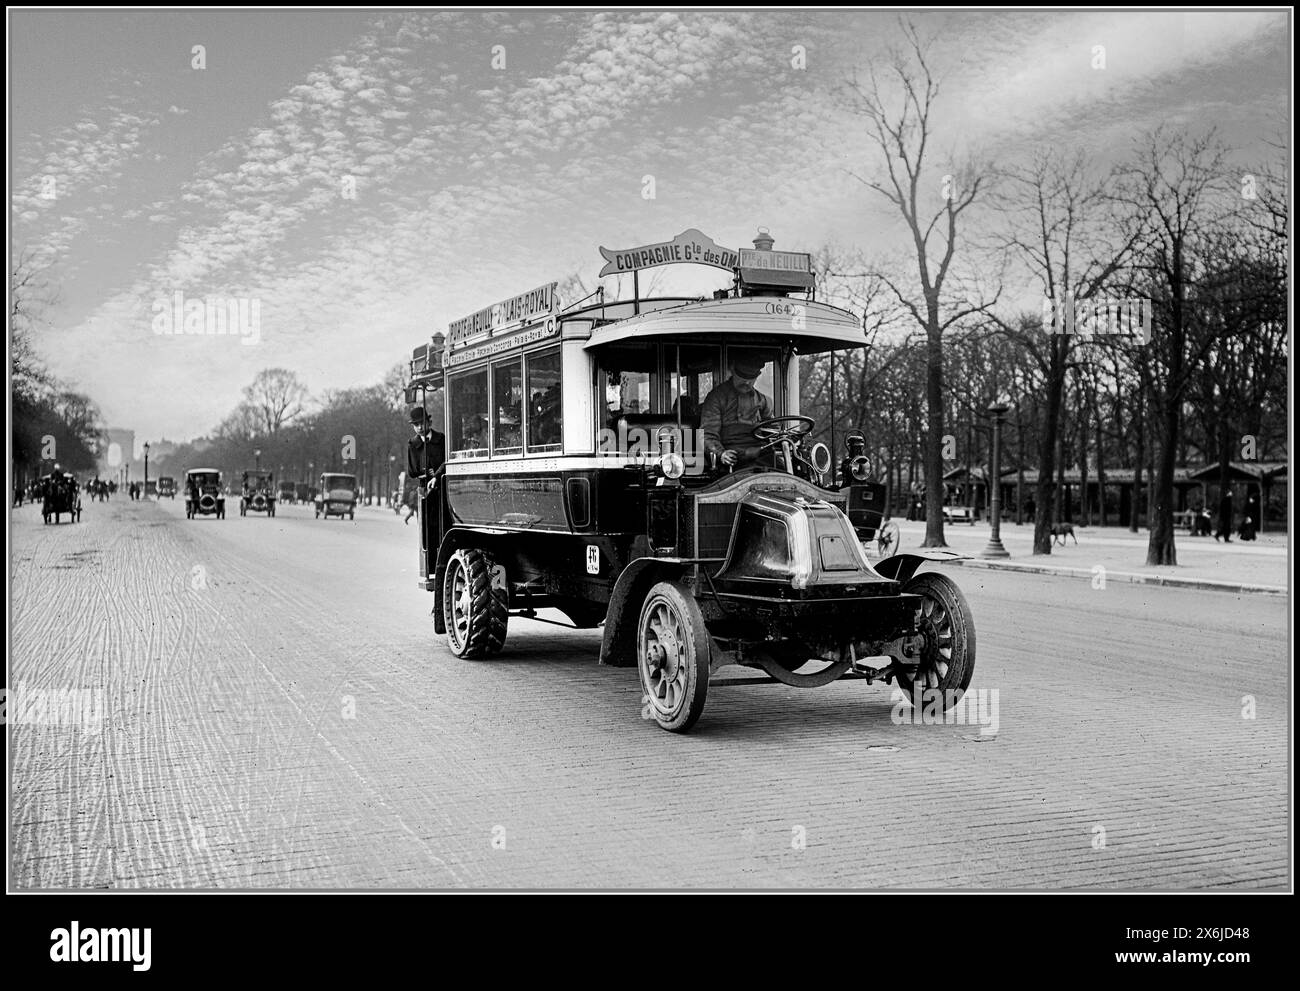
[949,557,1287,597]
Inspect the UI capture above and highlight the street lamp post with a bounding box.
[980,402,1011,558]
[388,454,396,507]
[255,448,262,472]
[143,442,150,499]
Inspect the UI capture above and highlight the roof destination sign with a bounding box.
[738,248,812,273]
[598,228,739,277]
[448,281,557,346]
[738,246,814,290]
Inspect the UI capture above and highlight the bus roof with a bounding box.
[579,296,862,354]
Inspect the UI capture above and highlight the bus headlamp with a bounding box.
[659,453,686,480]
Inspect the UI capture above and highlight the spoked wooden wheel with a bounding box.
[637,581,710,732]
[896,572,976,707]
[876,519,900,557]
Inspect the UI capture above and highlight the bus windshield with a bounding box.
[598,342,781,428]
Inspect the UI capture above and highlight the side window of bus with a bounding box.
[492,359,523,454]
[666,344,719,426]
[527,348,562,451]
[599,344,656,425]
[448,368,489,458]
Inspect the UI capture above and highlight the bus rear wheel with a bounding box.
[443,548,508,659]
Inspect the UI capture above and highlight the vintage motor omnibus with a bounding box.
[405,228,974,732]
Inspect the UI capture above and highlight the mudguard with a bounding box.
[872,548,967,586]
[599,558,690,667]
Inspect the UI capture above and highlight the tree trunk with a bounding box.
[1096,405,1106,527]
[1078,386,1090,526]
[1033,338,1068,554]
[1056,427,1067,522]
[1015,406,1026,526]
[1131,384,1144,532]
[922,315,948,548]
[1147,241,1187,566]
[1146,398,1180,565]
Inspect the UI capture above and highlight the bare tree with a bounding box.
[11,250,60,401]
[844,22,995,547]
[214,402,262,442]
[1114,128,1229,565]
[992,149,1140,553]
[242,368,309,436]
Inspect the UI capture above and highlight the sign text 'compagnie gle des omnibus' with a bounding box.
[597,229,739,277]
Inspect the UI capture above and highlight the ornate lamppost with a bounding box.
[980,402,1011,558]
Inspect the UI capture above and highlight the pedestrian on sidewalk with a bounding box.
[1239,492,1259,541]
[1214,489,1233,543]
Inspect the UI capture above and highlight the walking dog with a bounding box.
[1049,522,1077,545]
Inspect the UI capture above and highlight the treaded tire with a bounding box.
[896,571,976,708]
[443,548,508,659]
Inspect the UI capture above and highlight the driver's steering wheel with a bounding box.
[753,415,815,453]
[752,415,815,475]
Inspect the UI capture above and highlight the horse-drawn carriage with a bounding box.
[42,472,82,524]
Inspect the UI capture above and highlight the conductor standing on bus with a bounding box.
[405,406,446,523]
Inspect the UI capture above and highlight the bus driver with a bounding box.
[700,354,771,468]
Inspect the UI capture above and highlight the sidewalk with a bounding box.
[891,519,1289,595]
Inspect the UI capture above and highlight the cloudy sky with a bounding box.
[9,9,1288,446]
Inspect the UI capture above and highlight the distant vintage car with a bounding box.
[157,476,177,499]
[294,482,312,503]
[277,480,296,504]
[184,469,225,519]
[240,469,276,517]
[315,472,357,520]
[42,472,82,524]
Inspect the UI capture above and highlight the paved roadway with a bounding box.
[9,495,1288,889]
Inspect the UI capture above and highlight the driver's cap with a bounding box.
[731,355,763,379]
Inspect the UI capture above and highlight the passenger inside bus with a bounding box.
[528,350,563,450]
